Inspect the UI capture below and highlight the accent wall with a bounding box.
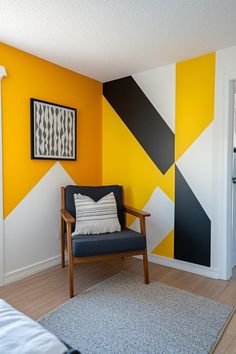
[103,53,215,268]
[2,41,235,282]
[0,42,102,281]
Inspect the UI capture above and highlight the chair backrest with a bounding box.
[64,185,125,229]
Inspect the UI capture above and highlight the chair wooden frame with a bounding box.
[60,186,151,298]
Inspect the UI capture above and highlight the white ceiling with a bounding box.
[1,0,236,82]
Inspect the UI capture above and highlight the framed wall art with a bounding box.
[30,98,77,160]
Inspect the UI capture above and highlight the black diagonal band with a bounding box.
[103,76,175,174]
[174,166,211,266]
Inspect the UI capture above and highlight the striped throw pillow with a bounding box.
[73,192,121,236]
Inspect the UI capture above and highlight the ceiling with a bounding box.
[1,0,236,82]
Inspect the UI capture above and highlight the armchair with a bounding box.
[61,185,151,298]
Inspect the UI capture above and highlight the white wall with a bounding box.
[0,66,7,284]
[213,46,236,279]
[4,162,74,283]
[133,64,176,133]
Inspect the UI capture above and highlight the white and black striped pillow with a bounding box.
[73,192,121,236]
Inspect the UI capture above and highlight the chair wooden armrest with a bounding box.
[61,209,75,224]
[124,204,151,236]
[124,204,151,218]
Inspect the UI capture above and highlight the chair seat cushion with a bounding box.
[67,228,146,257]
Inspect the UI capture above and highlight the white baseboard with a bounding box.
[2,252,220,286]
[3,255,61,285]
[231,249,236,269]
[136,253,220,279]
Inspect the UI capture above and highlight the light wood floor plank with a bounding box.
[0,258,235,352]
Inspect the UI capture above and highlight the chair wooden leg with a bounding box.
[60,218,65,268]
[61,246,65,268]
[69,258,74,298]
[61,237,65,268]
[61,188,66,268]
[66,222,74,298]
[143,248,149,284]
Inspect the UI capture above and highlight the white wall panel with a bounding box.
[4,162,74,274]
[133,64,175,132]
[176,122,213,219]
[130,187,174,252]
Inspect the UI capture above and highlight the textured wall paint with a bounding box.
[0,42,102,218]
[103,54,215,267]
[0,42,102,275]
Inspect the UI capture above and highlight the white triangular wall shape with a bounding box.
[4,162,75,274]
[130,187,174,252]
[176,122,213,218]
[132,64,176,133]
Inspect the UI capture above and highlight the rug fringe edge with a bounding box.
[210,307,236,354]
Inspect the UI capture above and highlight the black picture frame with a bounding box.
[30,98,77,160]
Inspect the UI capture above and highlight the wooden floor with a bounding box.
[1,258,236,353]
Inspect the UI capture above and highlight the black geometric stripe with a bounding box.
[174,166,211,267]
[103,76,175,174]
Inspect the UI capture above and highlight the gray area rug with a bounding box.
[39,271,234,354]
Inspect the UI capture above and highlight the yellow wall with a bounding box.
[0,42,102,218]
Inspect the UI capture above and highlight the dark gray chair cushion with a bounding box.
[67,228,146,257]
[64,185,125,231]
